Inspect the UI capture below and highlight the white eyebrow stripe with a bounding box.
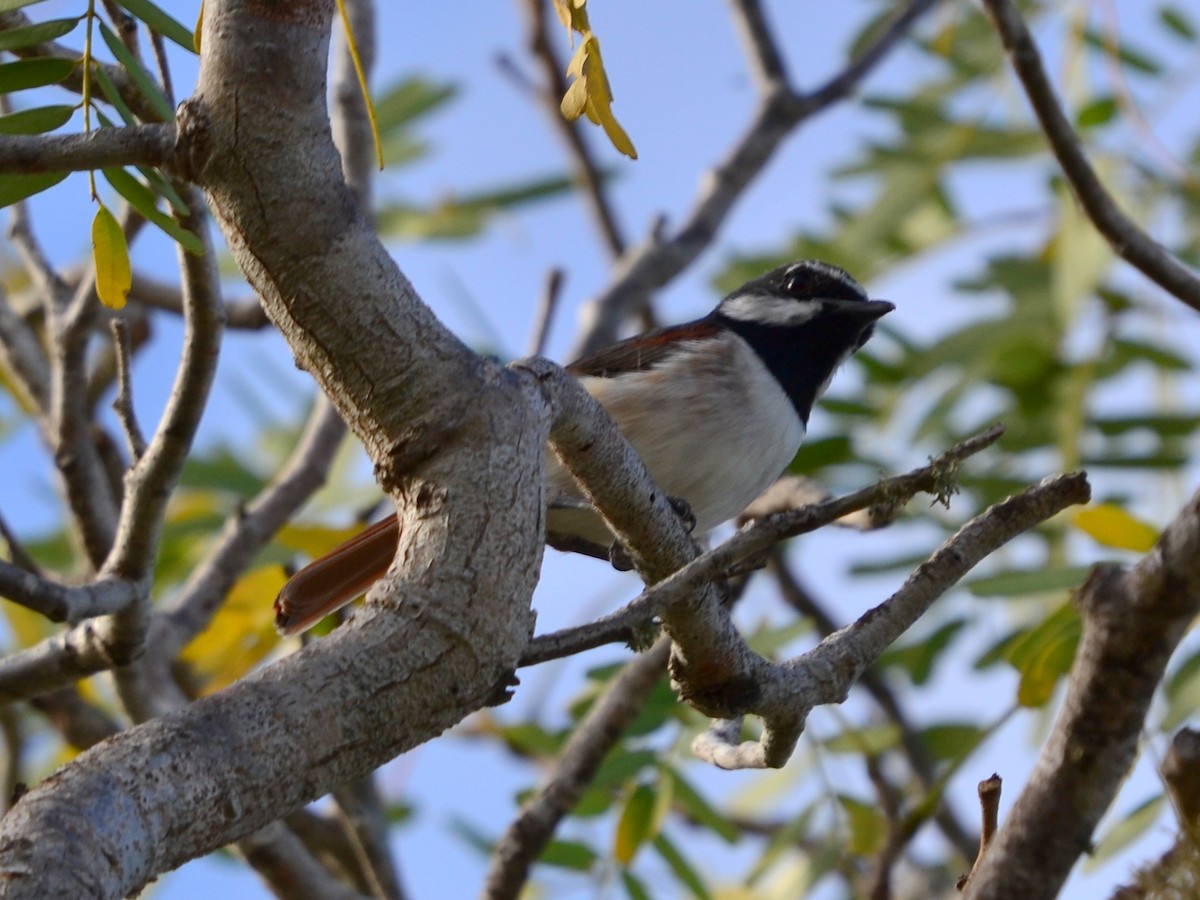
[718,293,822,325]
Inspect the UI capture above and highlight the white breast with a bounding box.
[545,333,805,546]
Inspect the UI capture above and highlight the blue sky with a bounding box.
[5,1,1200,897]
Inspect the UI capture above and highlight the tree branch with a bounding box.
[981,0,1200,313]
[964,488,1200,899]
[572,0,939,355]
[691,471,1090,769]
[484,639,670,900]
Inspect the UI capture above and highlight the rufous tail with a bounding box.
[273,514,400,636]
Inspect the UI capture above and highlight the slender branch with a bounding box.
[0,126,177,175]
[237,822,372,900]
[103,183,223,661]
[727,0,789,91]
[769,552,979,861]
[109,318,147,460]
[125,271,268,329]
[981,0,1200,313]
[332,777,406,900]
[692,471,1091,769]
[525,268,564,357]
[572,0,939,356]
[0,562,138,624]
[29,686,121,751]
[964,488,1200,899]
[484,639,670,900]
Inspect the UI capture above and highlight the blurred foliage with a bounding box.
[2,0,1200,898]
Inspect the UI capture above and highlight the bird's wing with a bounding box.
[566,319,718,377]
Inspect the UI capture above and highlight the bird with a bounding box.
[273,260,893,635]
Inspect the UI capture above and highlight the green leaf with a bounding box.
[1081,29,1163,75]
[1092,413,1200,438]
[116,0,195,51]
[102,167,204,255]
[824,724,902,755]
[92,205,132,309]
[0,17,79,52]
[98,21,172,121]
[664,767,737,843]
[839,794,886,855]
[0,104,74,135]
[1085,796,1165,868]
[1160,5,1197,40]
[0,170,68,208]
[499,722,564,757]
[538,839,598,871]
[0,57,76,93]
[996,604,1081,707]
[920,722,984,764]
[614,783,657,865]
[621,870,652,900]
[0,0,52,11]
[1076,96,1117,129]
[373,76,457,135]
[590,749,658,791]
[1163,648,1200,730]
[92,69,136,125]
[375,173,576,241]
[787,435,854,473]
[967,567,1091,598]
[652,833,712,899]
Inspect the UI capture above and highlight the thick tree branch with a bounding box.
[981,0,1200,313]
[964,488,1200,899]
[0,4,547,895]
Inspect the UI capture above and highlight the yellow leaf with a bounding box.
[277,522,364,558]
[92,205,131,310]
[1072,504,1158,552]
[182,564,287,693]
[336,0,384,170]
[559,34,637,159]
[614,784,657,865]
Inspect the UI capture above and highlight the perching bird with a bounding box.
[274,260,893,635]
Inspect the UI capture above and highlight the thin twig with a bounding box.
[727,0,789,91]
[525,268,564,357]
[981,0,1200,313]
[109,318,147,460]
[332,778,406,900]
